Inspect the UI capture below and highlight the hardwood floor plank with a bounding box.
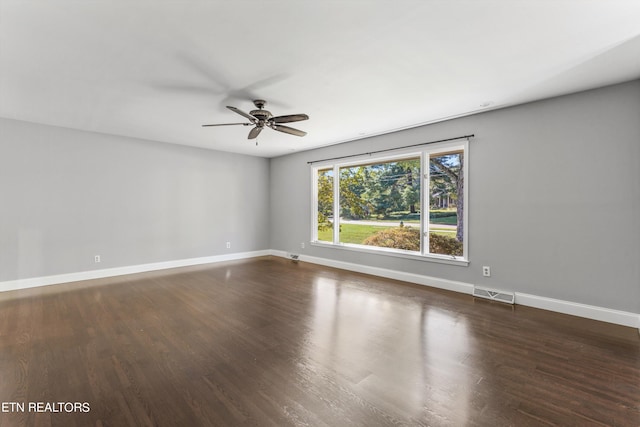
[0,257,638,426]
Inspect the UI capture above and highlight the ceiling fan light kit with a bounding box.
[203,99,309,140]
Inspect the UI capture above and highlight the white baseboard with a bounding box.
[0,250,271,293]
[3,250,638,331]
[272,251,640,330]
[515,292,640,330]
[271,250,474,295]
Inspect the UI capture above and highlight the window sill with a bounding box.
[310,241,469,267]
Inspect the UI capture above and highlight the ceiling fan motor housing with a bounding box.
[250,109,272,121]
[250,100,271,122]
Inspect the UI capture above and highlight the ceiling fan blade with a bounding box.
[272,124,307,137]
[202,122,251,127]
[271,114,309,124]
[248,126,263,139]
[227,106,257,122]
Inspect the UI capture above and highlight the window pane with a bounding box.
[317,168,334,242]
[339,157,421,251]
[429,151,463,256]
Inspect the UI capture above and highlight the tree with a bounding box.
[317,169,334,231]
[397,159,420,213]
[401,185,420,213]
[430,152,463,242]
[339,166,368,219]
[366,158,420,216]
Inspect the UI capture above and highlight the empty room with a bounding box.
[1,1,639,426]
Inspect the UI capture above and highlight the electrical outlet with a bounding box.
[482,266,491,277]
[226,242,231,249]
[300,242,305,249]
[94,255,101,263]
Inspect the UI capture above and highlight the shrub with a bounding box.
[429,233,463,256]
[363,227,420,251]
[317,213,333,231]
[363,227,463,256]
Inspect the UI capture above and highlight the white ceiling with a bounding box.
[1,1,639,158]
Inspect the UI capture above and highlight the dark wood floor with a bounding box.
[0,257,638,426]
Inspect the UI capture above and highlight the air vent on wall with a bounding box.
[473,286,515,304]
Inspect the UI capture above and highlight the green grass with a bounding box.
[429,209,458,225]
[366,219,420,224]
[344,211,456,225]
[318,223,394,244]
[430,216,457,225]
[318,223,456,244]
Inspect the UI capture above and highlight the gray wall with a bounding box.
[270,80,640,313]
[2,81,638,315]
[0,118,270,281]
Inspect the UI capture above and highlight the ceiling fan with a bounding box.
[203,99,309,139]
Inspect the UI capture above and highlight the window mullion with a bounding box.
[332,164,340,244]
[422,153,429,255]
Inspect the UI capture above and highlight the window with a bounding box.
[312,140,468,263]
[316,168,334,243]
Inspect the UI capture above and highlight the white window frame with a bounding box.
[311,140,469,266]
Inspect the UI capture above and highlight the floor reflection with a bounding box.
[421,308,472,424]
[301,274,474,423]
